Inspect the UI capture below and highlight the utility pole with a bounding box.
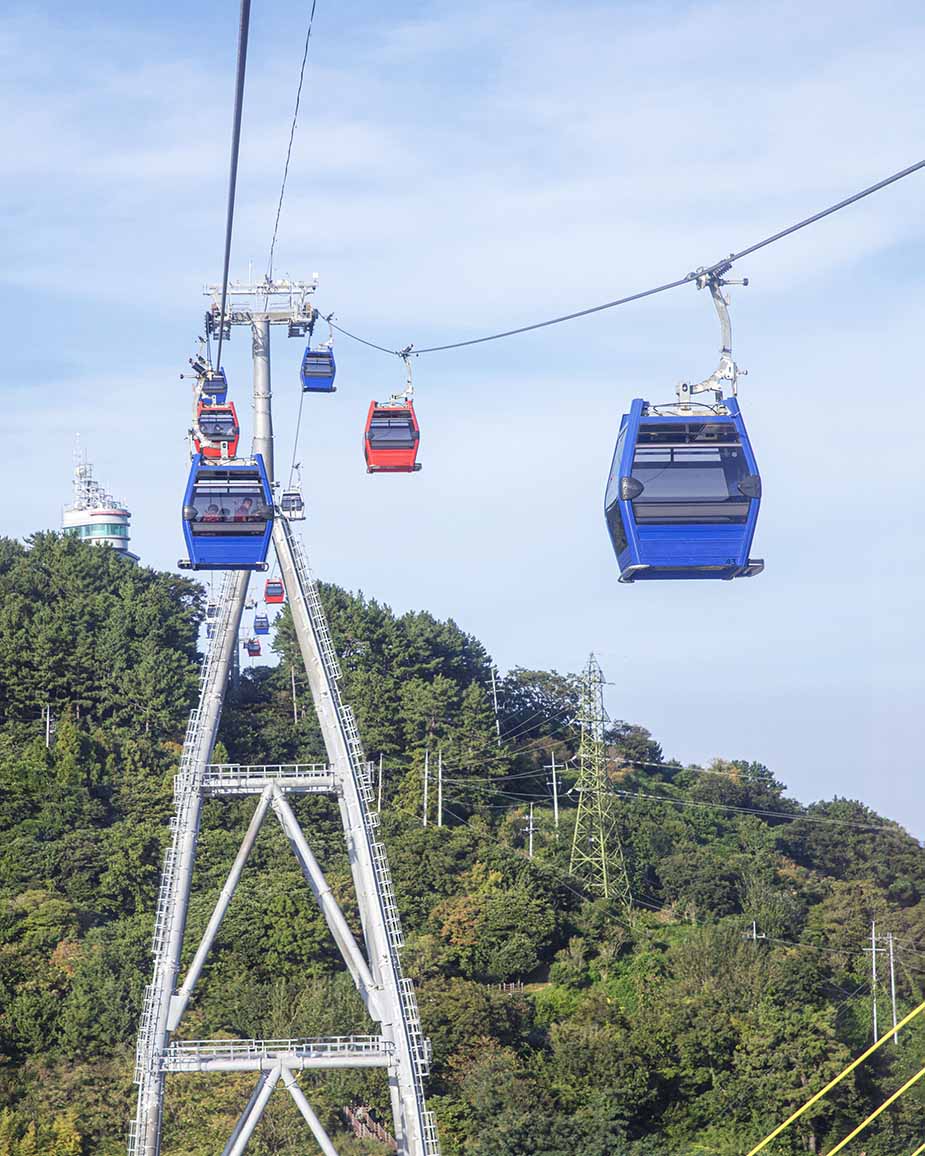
[377,753,384,814]
[42,704,55,749]
[569,654,632,912]
[526,803,536,858]
[871,920,879,1044]
[545,753,559,832]
[423,749,429,828]
[437,749,443,828]
[889,931,899,1044]
[490,667,501,746]
[744,921,767,943]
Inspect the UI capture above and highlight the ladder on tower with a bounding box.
[276,518,438,1148]
[131,572,241,1152]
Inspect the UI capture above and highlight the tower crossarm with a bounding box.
[204,278,318,328]
[163,1036,394,1072]
[203,762,336,795]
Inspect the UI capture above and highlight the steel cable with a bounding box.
[266,0,319,282]
[325,156,925,359]
[214,0,252,375]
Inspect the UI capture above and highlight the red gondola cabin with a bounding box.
[244,638,261,657]
[265,579,285,604]
[194,402,240,459]
[364,400,421,474]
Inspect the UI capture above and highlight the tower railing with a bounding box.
[130,573,238,1154]
[282,523,438,1152]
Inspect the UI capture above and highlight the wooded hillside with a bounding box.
[1,534,923,1155]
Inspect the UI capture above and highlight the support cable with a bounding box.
[262,0,319,496]
[325,156,925,359]
[288,388,306,490]
[266,0,319,282]
[214,0,252,375]
[743,1000,925,1156]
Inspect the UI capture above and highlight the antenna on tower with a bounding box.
[569,654,633,912]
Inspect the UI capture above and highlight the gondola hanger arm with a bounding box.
[677,264,748,408]
[393,345,415,402]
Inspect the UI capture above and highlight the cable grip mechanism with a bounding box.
[677,260,748,409]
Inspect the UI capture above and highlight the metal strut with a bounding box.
[676,261,748,409]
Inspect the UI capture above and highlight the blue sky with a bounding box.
[2,1,924,830]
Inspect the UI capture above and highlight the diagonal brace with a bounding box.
[269,786,382,1021]
[221,1065,281,1156]
[281,1067,340,1156]
[168,787,273,1032]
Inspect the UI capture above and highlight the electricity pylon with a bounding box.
[569,654,632,911]
[130,281,438,1156]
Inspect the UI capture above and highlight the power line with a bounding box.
[425,791,925,973]
[266,0,319,281]
[610,787,902,831]
[324,156,925,359]
[442,773,904,833]
[214,0,252,375]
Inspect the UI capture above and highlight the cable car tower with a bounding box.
[131,279,439,1156]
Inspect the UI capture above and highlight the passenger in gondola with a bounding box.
[202,504,222,523]
[234,497,254,522]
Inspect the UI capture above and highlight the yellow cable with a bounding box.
[908,1142,925,1156]
[744,1000,925,1156]
[822,1064,925,1155]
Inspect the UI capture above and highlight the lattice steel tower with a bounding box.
[130,280,439,1156]
[568,654,633,910]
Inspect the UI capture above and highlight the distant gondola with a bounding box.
[254,613,270,635]
[264,579,285,604]
[193,401,240,459]
[200,368,228,404]
[244,638,261,657]
[280,489,305,520]
[300,346,336,392]
[180,454,273,571]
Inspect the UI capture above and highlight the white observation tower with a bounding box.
[62,445,139,561]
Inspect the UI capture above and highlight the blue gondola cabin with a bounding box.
[200,368,228,404]
[180,455,273,571]
[300,347,336,392]
[605,398,762,582]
